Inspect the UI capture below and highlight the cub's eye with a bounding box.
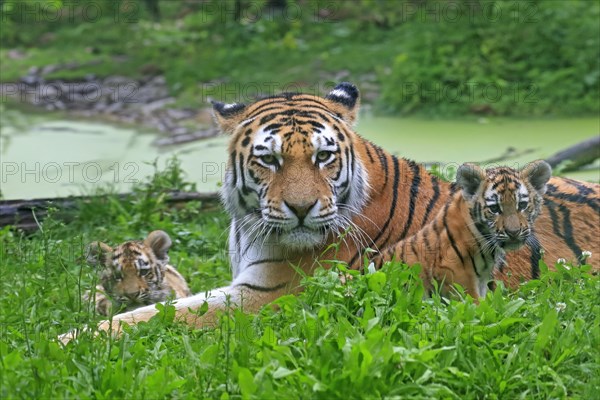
[488,204,501,214]
[139,268,150,276]
[316,151,333,163]
[259,154,278,166]
[518,201,528,211]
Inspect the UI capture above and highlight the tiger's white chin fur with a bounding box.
[278,227,326,250]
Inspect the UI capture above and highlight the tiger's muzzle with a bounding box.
[498,228,530,250]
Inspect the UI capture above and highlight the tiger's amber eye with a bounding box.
[316,151,332,162]
[260,155,276,165]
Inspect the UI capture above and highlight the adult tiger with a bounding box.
[59,83,599,343]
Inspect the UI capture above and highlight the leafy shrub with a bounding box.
[1,0,598,115]
[380,0,600,116]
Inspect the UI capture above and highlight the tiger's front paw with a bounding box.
[57,325,90,345]
[57,320,124,345]
[97,319,125,338]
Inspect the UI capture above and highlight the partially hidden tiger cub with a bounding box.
[84,230,192,315]
[373,160,552,300]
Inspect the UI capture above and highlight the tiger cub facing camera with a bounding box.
[84,230,192,315]
[374,160,552,300]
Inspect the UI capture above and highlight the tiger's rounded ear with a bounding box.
[325,82,360,125]
[86,242,113,266]
[456,163,485,200]
[145,230,172,262]
[521,160,552,194]
[212,100,247,134]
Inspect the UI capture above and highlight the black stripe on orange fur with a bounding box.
[398,161,422,240]
[442,202,465,266]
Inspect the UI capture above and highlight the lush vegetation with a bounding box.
[1,162,599,398]
[1,0,598,116]
[1,1,599,397]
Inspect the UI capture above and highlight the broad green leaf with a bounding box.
[200,343,219,364]
[272,367,298,379]
[261,326,277,347]
[238,367,257,398]
[367,271,387,293]
[535,309,558,352]
[502,298,526,318]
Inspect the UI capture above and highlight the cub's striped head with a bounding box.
[86,231,172,306]
[457,160,552,251]
[213,83,369,249]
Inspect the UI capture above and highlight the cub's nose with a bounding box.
[505,227,521,239]
[124,292,139,300]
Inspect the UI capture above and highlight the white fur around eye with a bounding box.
[310,127,338,166]
[135,257,150,270]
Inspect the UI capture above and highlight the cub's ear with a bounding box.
[456,163,485,200]
[86,242,113,266]
[145,230,172,262]
[521,160,552,194]
[212,101,247,134]
[325,82,360,125]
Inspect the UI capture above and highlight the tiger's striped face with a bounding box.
[457,161,552,251]
[87,231,172,306]
[213,83,369,249]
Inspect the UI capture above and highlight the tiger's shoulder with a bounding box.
[543,176,599,258]
[544,176,600,205]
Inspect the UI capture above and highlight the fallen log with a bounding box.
[421,137,599,172]
[153,127,221,146]
[0,191,221,232]
[545,136,600,171]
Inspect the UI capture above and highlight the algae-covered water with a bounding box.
[358,116,600,182]
[1,106,598,200]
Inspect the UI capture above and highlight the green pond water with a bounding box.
[1,106,598,200]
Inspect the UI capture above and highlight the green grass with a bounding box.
[0,3,394,104]
[1,162,599,398]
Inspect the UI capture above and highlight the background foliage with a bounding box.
[1,0,598,116]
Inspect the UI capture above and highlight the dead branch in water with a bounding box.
[545,136,600,171]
